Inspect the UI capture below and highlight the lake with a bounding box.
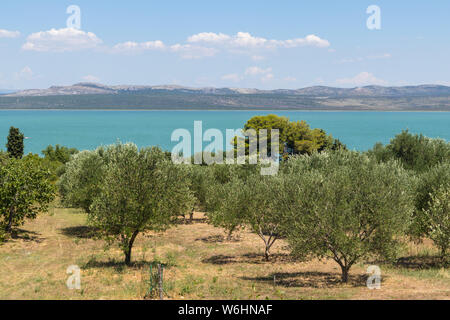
[0,110,449,155]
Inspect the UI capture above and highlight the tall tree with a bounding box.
[88,143,194,265]
[233,114,341,158]
[6,127,24,159]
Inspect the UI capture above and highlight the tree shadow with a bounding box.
[196,233,241,243]
[202,252,293,265]
[8,229,45,243]
[175,216,208,225]
[241,271,368,288]
[82,258,152,272]
[196,234,226,243]
[395,255,448,269]
[60,226,98,239]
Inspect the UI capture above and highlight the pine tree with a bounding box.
[6,127,24,159]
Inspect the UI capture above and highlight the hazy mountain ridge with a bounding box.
[1,83,449,111]
[6,83,450,98]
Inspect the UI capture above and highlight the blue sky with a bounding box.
[0,0,449,90]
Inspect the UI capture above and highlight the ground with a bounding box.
[0,206,449,300]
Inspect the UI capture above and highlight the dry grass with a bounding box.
[0,208,449,300]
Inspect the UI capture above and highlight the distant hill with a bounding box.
[0,89,17,95]
[1,83,449,111]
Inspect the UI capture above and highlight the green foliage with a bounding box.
[187,164,212,216]
[0,151,8,165]
[6,127,24,159]
[411,162,450,239]
[234,114,342,158]
[234,174,285,260]
[423,186,450,261]
[369,130,450,172]
[88,143,194,265]
[280,151,415,282]
[58,149,105,213]
[0,156,55,234]
[42,145,79,164]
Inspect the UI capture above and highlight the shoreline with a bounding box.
[1,109,450,113]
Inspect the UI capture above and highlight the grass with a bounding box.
[0,207,449,300]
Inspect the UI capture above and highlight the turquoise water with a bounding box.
[0,110,449,155]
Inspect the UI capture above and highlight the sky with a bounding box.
[0,0,449,90]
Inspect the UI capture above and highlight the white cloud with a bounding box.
[22,28,102,52]
[82,75,100,82]
[170,44,218,59]
[0,29,20,38]
[112,40,165,53]
[188,32,231,43]
[277,34,330,48]
[261,73,274,82]
[245,66,272,76]
[367,53,391,60]
[185,31,330,49]
[222,66,275,84]
[221,73,242,82]
[336,72,387,86]
[14,66,34,81]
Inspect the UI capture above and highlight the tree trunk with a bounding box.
[340,265,350,283]
[264,247,270,262]
[124,230,140,266]
[227,228,234,241]
[6,207,14,234]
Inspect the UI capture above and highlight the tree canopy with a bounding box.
[369,130,450,173]
[233,114,344,159]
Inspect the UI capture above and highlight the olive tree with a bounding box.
[0,156,55,234]
[411,162,450,239]
[368,130,450,173]
[239,174,285,261]
[206,176,247,240]
[58,149,105,213]
[280,151,414,282]
[185,164,211,223]
[88,143,194,265]
[423,186,450,262]
[205,162,260,240]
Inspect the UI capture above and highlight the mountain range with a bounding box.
[1,83,449,111]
